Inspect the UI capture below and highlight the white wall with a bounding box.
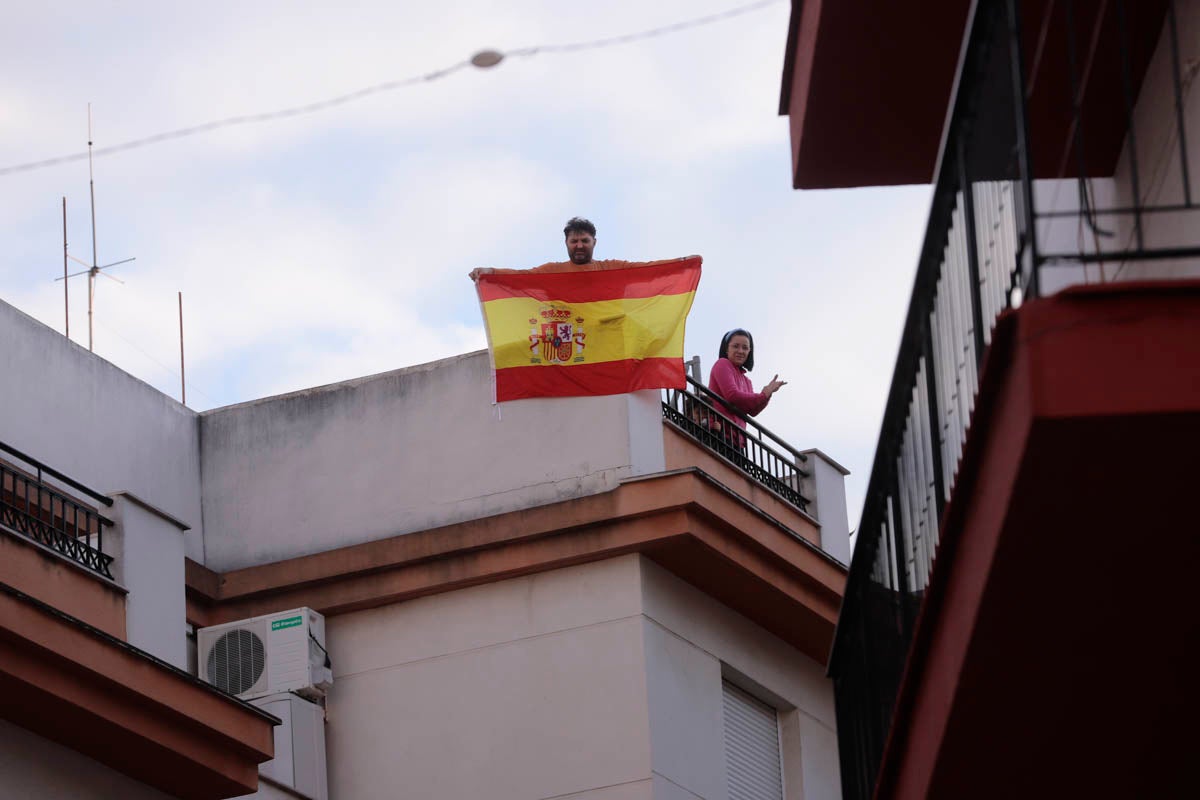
[0,299,203,557]
[109,492,189,669]
[198,351,665,571]
[0,298,198,667]
[0,718,174,800]
[319,555,839,800]
[1034,0,1200,291]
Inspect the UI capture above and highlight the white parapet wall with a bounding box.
[0,300,204,557]
[198,351,666,571]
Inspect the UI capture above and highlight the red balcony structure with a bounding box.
[781,1,1200,797]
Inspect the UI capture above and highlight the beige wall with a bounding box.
[325,556,652,800]
[0,719,173,800]
[322,555,839,800]
[640,559,840,800]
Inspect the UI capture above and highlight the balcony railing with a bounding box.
[0,441,115,579]
[828,1,1200,798]
[661,375,810,512]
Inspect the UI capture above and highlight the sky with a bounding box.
[0,0,932,531]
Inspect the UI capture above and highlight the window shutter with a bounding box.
[722,681,784,800]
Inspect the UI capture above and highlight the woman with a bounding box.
[706,329,787,446]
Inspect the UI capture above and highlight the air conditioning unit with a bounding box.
[255,692,329,800]
[198,607,333,701]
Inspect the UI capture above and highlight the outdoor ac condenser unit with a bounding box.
[198,607,333,701]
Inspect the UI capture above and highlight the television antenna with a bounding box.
[54,105,135,352]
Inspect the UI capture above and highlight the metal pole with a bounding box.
[178,291,186,406]
[1115,0,1145,250]
[88,269,95,352]
[957,135,988,366]
[1166,0,1192,207]
[62,197,69,339]
[1007,0,1041,297]
[87,104,98,352]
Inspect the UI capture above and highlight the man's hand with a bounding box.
[469,267,496,282]
[763,375,788,396]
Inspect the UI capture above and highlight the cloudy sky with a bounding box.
[1,0,931,528]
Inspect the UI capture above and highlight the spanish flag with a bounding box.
[477,256,702,402]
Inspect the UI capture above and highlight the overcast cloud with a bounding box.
[1,1,932,529]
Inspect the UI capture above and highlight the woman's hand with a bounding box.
[763,375,788,396]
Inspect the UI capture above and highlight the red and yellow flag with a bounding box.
[476,256,702,402]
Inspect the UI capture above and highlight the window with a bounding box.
[722,680,783,800]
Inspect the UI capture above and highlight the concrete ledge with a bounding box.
[0,582,277,800]
[187,468,846,664]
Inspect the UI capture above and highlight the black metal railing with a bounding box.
[0,441,115,579]
[661,375,810,512]
[828,1,1200,798]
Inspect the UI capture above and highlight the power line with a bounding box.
[508,0,780,57]
[94,316,222,407]
[0,0,782,178]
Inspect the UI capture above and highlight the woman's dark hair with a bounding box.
[719,328,755,372]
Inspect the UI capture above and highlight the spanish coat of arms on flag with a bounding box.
[475,256,702,402]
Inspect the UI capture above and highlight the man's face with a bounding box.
[565,230,596,264]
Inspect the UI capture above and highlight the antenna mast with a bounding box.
[55,105,135,351]
[88,104,99,351]
[62,197,69,338]
[178,292,187,406]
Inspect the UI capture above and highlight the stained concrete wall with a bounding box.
[321,555,839,800]
[0,718,174,800]
[198,351,665,571]
[0,299,199,668]
[0,299,203,556]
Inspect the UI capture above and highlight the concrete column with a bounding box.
[798,449,852,565]
[626,389,667,477]
[108,492,189,669]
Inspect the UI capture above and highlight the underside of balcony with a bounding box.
[876,280,1200,799]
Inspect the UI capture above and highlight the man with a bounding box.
[469,217,613,281]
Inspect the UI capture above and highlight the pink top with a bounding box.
[707,357,770,430]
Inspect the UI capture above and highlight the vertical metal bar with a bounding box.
[1063,0,1098,250]
[1115,0,1146,249]
[1007,0,1042,297]
[63,197,70,338]
[1166,0,1193,206]
[957,134,988,367]
[922,321,949,524]
[888,464,913,636]
[178,291,187,406]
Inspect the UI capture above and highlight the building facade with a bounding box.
[1,287,850,798]
[780,0,1200,797]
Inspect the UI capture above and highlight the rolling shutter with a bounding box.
[723,680,783,800]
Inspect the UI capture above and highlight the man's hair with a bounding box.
[563,217,597,239]
[719,328,755,372]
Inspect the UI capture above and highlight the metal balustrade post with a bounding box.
[1166,0,1193,207]
[1007,0,1041,298]
[1115,0,1146,251]
[957,133,988,368]
[922,321,949,527]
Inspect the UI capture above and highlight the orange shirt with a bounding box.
[489,257,700,275]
